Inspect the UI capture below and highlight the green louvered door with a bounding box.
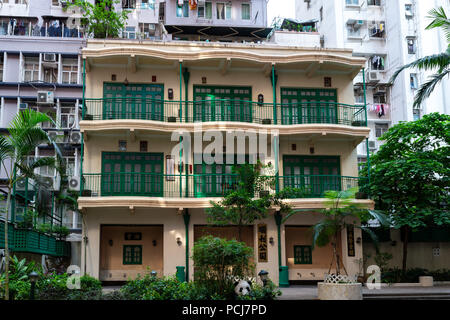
[103,83,164,120]
[101,152,163,196]
[281,88,338,124]
[193,85,252,122]
[283,155,341,197]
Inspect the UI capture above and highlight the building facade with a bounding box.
[296,0,450,163]
[79,39,372,285]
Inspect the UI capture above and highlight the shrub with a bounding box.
[238,280,282,301]
[192,236,255,299]
[36,223,53,234]
[52,225,71,238]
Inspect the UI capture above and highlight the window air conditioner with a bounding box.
[68,176,80,191]
[70,131,81,143]
[43,53,57,62]
[37,91,55,104]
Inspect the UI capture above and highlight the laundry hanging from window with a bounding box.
[371,55,385,70]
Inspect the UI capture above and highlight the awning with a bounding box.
[165,25,273,39]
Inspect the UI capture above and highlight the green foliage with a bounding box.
[390,6,449,107]
[16,210,36,230]
[238,280,281,301]
[192,236,255,299]
[381,268,450,283]
[67,0,130,38]
[311,188,389,276]
[373,252,393,272]
[52,225,71,238]
[0,255,40,299]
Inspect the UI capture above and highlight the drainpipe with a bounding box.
[183,210,190,281]
[363,67,371,186]
[81,58,87,275]
[182,68,190,196]
[271,64,277,124]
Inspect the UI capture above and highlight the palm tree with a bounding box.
[311,188,388,277]
[0,109,59,300]
[390,7,450,108]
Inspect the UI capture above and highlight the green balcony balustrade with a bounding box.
[81,173,364,199]
[0,222,70,257]
[82,98,367,127]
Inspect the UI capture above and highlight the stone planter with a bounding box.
[317,282,362,300]
[419,276,433,287]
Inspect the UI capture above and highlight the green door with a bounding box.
[283,155,341,197]
[280,88,338,125]
[101,152,164,196]
[193,85,252,122]
[103,83,164,120]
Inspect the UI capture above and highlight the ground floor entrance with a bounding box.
[99,225,164,281]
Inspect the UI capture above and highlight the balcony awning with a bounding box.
[165,25,273,39]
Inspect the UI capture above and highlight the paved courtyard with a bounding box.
[278,285,450,300]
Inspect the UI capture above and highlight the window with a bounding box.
[373,93,386,104]
[410,74,418,89]
[413,108,421,121]
[407,38,416,54]
[241,3,250,20]
[357,157,367,172]
[294,245,312,264]
[320,6,323,21]
[176,0,189,17]
[62,58,78,84]
[60,105,76,129]
[123,26,136,39]
[405,4,413,17]
[367,0,381,5]
[123,245,142,265]
[122,0,136,9]
[217,2,231,20]
[198,1,212,19]
[370,55,385,71]
[375,123,388,137]
[369,21,385,38]
[346,0,359,6]
[23,57,39,82]
[0,56,3,82]
[139,23,156,38]
[141,0,155,9]
[347,23,362,38]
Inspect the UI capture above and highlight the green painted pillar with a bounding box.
[275,211,289,287]
[179,61,183,122]
[182,68,190,122]
[183,210,190,281]
[272,64,277,124]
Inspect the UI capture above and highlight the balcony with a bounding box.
[82,98,367,127]
[0,222,70,257]
[81,173,365,199]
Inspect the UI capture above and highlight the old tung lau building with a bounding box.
[78,38,373,285]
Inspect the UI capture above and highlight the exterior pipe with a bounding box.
[362,67,371,185]
[183,210,190,281]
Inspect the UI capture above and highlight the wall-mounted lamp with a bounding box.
[269,237,274,245]
[356,237,362,244]
[177,237,182,246]
[257,94,264,106]
[152,240,157,246]
[108,239,113,247]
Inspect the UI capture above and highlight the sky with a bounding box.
[267,0,296,26]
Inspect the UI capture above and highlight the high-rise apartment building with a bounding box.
[296,0,450,161]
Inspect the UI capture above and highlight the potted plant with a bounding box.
[52,225,70,240]
[313,188,388,300]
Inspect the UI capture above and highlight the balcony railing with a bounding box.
[0,21,85,38]
[0,222,70,257]
[82,98,367,127]
[81,173,364,199]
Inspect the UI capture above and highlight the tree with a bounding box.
[360,113,450,274]
[310,188,388,276]
[206,162,289,242]
[67,0,130,39]
[390,7,450,107]
[0,110,58,300]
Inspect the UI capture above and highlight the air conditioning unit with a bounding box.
[37,91,55,104]
[43,53,56,62]
[68,176,80,191]
[48,131,65,143]
[41,176,60,191]
[367,71,380,82]
[19,103,28,109]
[70,131,81,144]
[368,140,376,150]
[354,20,364,29]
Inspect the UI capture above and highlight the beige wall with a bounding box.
[99,225,163,281]
[82,207,361,284]
[364,229,450,271]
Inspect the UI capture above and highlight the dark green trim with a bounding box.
[183,210,190,281]
[280,87,338,125]
[123,245,142,265]
[294,245,312,264]
[193,85,252,122]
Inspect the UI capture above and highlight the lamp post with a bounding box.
[151,270,157,278]
[28,271,39,300]
[258,270,269,287]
